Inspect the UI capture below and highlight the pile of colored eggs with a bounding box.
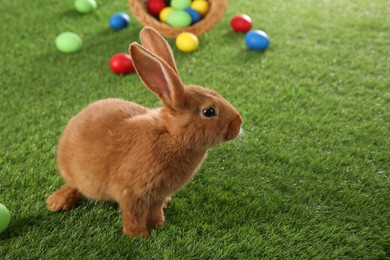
[146,0,209,28]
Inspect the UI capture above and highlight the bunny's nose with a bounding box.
[225,115,243,141]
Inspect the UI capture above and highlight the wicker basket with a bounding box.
[128,0,229,38]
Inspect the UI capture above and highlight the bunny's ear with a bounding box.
[139,26,179,76]
[129,42,185,109]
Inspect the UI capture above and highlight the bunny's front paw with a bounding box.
[46,185,81,211]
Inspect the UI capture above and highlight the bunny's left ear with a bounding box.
[129,42,185,109]
[139,26,180,76]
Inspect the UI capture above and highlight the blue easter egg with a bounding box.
[184,8,201,25]
[109,12,130,30]
[245,30,270,51]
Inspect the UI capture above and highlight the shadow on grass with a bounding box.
[58,9,101,21]
[59,9,82,19]
[0,212,50,240]
[0,197,122,241]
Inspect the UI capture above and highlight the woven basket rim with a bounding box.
[128,0,229,38]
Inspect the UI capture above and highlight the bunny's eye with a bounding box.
[202,107,216,118]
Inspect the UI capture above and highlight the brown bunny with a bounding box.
[46,27,242,238]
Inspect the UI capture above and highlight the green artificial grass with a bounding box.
[1,0,389,258]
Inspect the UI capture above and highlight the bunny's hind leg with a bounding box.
[46,184,82,212]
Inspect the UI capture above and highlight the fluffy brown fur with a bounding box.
[46,27,242,238]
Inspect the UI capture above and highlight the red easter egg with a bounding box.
[110,53,135,75]
[231,14,253,33]
[147,0,166,16]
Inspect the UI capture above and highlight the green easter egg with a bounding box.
[74,0,97,13]
[0,203,10,233]
[55,32,82,53]
[171,0,192,10]
[167,10,192,28]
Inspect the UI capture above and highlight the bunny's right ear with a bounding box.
[139,26,179,76]
[129,42,185,109]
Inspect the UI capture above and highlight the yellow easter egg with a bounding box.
[159,7,174,23]
[190,0,209,16]
[176,32,199,52]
